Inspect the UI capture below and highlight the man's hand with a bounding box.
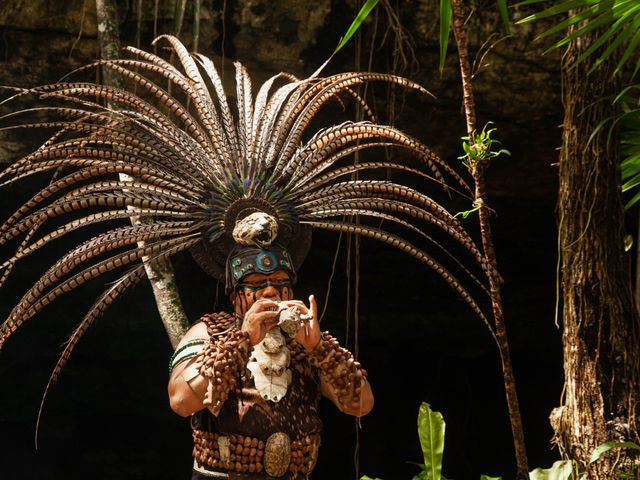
[241,298,280,346]
[283,295,320,352]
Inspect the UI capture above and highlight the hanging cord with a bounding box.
[221,0,227,81]
[193,0,201,53]
[345,230,352,347]
[350,4,379,476]
[133,0,143,96]
[136,0,142,50]
[69,0,88,59]
[320,232,344,323]
[153,0,159,55]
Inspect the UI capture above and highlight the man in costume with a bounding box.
[0,34,486,480]
[168,239,373,479]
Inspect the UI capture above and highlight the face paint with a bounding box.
[237,280,292,299]
[233,272,293,316]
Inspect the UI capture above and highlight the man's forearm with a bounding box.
[308,332,372,415]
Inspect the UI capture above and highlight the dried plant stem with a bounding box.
[95,0,189,348]
[450,1,528,478]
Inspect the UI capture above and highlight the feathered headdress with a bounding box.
[0,36,489,355]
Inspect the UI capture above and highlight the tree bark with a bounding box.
[95,0,190,348]
[552,20,640,477]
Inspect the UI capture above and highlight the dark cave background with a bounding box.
[0,1,567,479]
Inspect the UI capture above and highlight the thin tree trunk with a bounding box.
[450,2,528,478]
[552,19,640,477]
[95,0,190,348]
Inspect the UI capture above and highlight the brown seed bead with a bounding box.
[242,447,250,456]
[258,440,264,449]
[207,457,214,467]
[256,463,264,473]
[235,462,242,473]
[250,438,258,447]
[242,464,249,473]
[243,437,251,447]
[249,463,256,473]
[242,455,248,463]
[235,443,243,454]
[250,447,257,456]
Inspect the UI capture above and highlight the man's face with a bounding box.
[233,270,293,316]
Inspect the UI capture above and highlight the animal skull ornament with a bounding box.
[232,212,279,248]
[247,328,292,402]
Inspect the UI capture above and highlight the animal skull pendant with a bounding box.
[247,328,292,402]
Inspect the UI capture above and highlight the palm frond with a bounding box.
[517,0,640,74]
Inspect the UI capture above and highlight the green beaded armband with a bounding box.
[168,339,208,375]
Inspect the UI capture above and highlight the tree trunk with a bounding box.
[553,21,640,477]
[95,0,190,348]
[450,2,528,478]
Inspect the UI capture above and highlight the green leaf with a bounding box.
[622,170,640,190]
[417,402,446,480]
[439,0,452,74]
[516,0,592,24]
[534,3,604,39]
[454,205,481,219]
[583,17,635,72]
[528,460,574,480]
[547,3,614,47]
[517,0,640,74]
[615,25,640,76]
[619,470,637,479]
[554,9,615,50]
[516,0,554,6]
[335,0,381,53]
[497,0,511,34]
[360,476,384,480]
[589,441,640,463]
[480,475,502,480]
[624,189,640,209]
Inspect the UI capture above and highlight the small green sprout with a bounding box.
[459,122,510,175]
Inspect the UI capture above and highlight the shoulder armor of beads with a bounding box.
[199,312,237,337]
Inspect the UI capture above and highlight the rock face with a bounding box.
[0,2,563,480]
[233,0,331,69]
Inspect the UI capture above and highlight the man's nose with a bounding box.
[259,285,280,299]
